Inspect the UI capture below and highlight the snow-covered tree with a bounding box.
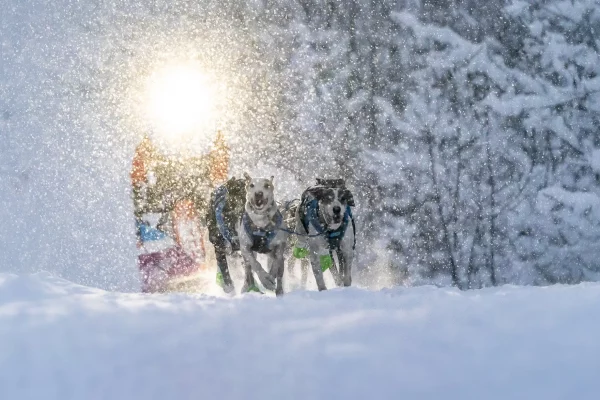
[492,0,600,284]
[366,9,535,288]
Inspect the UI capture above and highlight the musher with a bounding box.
[130,130,230,292]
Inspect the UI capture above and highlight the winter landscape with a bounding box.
[2,0,600,399]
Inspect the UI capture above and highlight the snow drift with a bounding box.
[2,272,600,400]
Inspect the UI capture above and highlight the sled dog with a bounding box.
[237,173,288,295]
[292,179,356,291]
[207,173,288,295]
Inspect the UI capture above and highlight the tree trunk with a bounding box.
[485,134,498,286]
[426,129,460,287]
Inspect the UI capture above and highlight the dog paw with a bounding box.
[241,282,263,294]
[223,283,235,294]
[343,276,352,287]
[259,273,276,291]
[293,247,309,259]
[319,254,333,272]
[224,241,234,255]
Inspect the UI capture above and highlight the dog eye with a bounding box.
[249,183,254,188]
[264,183,271,189]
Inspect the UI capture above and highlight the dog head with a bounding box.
[244,172,275,214]
[313,185,354,229]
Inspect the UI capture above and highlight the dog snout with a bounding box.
[255,191,264,198]
[333,205,341,214]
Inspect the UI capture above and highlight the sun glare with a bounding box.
[145,64,220,152]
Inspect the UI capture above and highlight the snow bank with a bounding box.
[2,272,600,400]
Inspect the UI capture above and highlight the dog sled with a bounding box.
[132,133,229,293]
[136,200,209,293]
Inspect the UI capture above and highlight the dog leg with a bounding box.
[328,250,343,287]
[241,247,276,291]
[267,253,275,276]
[309,251,328,291]
[300,258,309,289]
[265,247,284,296]
[274,246,285,297]
[287,235,297,277]
[269,253,285,296]
[286,252,295,277]
[215,246,235,294]
[276,262,284,296]
[292,214,311,290]
[336,248,351,287]
[340,233,354,287]
[240,254,257,293]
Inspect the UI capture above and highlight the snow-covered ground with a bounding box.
[2,272,599,400]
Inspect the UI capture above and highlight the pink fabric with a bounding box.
[138,246,201,293]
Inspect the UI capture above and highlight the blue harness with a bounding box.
[303,199,355,250]
[242,210,284,254]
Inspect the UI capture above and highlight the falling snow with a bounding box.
[1,0,600,397]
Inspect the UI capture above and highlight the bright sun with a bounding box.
[145,64,219,150]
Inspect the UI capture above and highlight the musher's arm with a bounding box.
[208,130,229,187]
[131,136,153,225]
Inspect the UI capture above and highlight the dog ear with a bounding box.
[341,189,355,207]
[269,175,274,185]
[243,172,252,183]
[312,187,332,201]
[309,186,323,200]
[312,187,322,199]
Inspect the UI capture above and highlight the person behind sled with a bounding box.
[131,131,229,292]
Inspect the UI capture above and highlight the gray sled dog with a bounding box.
[292,179,356,291]
[236,173,288,296]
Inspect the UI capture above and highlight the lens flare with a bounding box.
[145,64,221,154]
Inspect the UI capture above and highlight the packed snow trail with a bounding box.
[1,273,600,400]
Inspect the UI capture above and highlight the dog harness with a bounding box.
[242,210,284,254]
[302,199,356,250]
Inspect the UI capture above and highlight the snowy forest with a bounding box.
[2,0,600,290]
